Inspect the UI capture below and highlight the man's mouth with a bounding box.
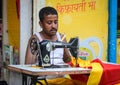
[50,29,57,33]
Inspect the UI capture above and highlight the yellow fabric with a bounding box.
[36,78,75,85]
[36,77,88,85]
[71,57,92,68]
[87,62,103,85]
[36,57,120,85]
[71,57,103,85]
[36,57,103,85]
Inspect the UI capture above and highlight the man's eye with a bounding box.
[54,21,58,24]
[47,21,58,25]
[47,21,52,24]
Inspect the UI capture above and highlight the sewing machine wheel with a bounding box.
[30,38,38,55]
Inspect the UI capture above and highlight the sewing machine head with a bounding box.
[30,37,79,67]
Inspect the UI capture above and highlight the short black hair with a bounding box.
[39,6,58,22]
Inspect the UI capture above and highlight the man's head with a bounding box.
[39,6,58,22]
[39,6,58,36]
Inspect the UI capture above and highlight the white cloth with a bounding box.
[35,32,65,79]
[35,32,64,64]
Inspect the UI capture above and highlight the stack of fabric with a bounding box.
[37,57,120,85]
[70,57,120,85]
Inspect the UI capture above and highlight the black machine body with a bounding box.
[30,37,79,67]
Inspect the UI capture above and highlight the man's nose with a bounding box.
[52,23,57,28]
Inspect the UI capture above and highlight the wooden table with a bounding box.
[8,65,91,85]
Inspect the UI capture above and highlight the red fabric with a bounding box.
[70,74,89,83]
[70,59,120,85]
[67,61,90,83]
[92,59,120,85]
[66,61,74,67]
[69,62,89,83]
[16,0,20,19]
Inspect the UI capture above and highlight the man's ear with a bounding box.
[39,21,43,28]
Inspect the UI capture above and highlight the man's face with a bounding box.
[40,14,58,36]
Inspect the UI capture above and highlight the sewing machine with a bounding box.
[30,37,79,67]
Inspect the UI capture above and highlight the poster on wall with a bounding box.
[3,45,13,65]
[33,0,108,61]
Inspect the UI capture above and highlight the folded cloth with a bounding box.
[36,78,76,85]
[92,59,120,85]
[37,58,120,85]
[70,57,103,85]
[72,58,120,85]
[87,61,103,85]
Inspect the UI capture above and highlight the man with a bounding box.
[25,6,72,65]
[25,6,76,85]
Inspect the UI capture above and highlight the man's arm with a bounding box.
[25,36,37,64]
[63,48,71,63]
[60,33,72,62]
[60,33,74,66]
